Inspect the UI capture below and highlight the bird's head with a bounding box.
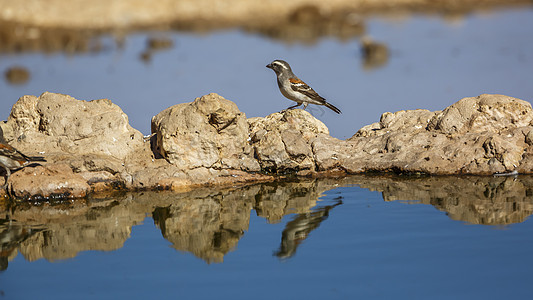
[266,60,292,75]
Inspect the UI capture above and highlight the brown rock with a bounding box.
[9,164,90,199]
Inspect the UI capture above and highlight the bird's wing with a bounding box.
[289,78,327,103]
[0,143,30,163]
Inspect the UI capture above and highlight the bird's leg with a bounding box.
[1,166,10,190]
[286,103,301,110]
[302,103,308,110]
[280,103,301,113]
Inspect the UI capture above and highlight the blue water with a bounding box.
[1,177,532,299]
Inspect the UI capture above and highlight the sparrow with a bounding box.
[266,59,341,114]
[0,142,46,189]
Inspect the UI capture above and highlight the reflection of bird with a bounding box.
[0,224,44,271]
[266,60,341,114]
[275,199,342,259]
[0,142,46,189]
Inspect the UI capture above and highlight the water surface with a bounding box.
[1,175,532,299]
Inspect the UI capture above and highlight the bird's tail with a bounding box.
[28,156,46,162]
[325,102,341,114]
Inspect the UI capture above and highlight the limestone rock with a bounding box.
[2,92,533,200]
[151,93,260,172]
[312,134,361,172]
[427,94,533,134]
[248,109,329,174]
[342,94,533,175]
[0,92,145,160]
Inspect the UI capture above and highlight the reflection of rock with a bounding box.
[0,196,147,264]
[0,179,340,265]
[4,66,30,85]
[275,198,342,259]
[360,36,389,70]
[2,175,533,268]
[150,180,338,262]
[152,195,252,264]
[253,181,324,223]
[353,175,533,225]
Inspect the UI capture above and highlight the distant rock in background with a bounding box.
[139,36,174,63]
[2,0,528,53]
[360,36,389,70]
[4,66,30,85]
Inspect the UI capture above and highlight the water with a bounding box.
[1,7,533,299]
[1,8,533,139]
[1,175,532,299]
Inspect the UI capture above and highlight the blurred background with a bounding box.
[1,0,532,139]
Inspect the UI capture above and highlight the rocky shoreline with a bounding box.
[1,92,532,200]
[1,0,530,30]
[2,0,532,53]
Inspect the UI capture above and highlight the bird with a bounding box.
[0,142,46,189]
[266,59,341,114]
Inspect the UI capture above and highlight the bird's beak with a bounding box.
[266,63,273,69]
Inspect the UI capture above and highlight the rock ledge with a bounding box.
[1,92,532,199]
